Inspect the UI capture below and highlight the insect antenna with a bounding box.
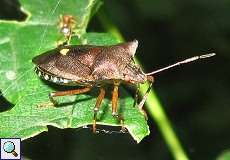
[145,53,216,76]
[137,53,216,110]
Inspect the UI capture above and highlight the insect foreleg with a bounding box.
[137,76,154,119]
[133,84,140,107]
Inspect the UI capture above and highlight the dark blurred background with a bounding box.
[0,0,230,159]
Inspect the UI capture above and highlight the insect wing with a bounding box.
[32,45,101,81]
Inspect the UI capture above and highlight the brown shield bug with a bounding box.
[32,40,215,132]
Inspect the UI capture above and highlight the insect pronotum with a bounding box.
[32,40,215,132]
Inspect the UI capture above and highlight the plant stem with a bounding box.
[97,9,189,160]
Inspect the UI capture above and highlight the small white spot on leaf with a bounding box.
[5,70,16,80]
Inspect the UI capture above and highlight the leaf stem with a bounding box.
[97,9,189,160]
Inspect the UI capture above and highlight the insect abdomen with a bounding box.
[35,67,72,85]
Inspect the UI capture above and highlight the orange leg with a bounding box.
[49,87,92,105]
[93,87,106,133]
[111,83,126,132]
[112,84,119,116]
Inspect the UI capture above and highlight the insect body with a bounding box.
[33,40,150,132]
[32,40,215,132]
[33,40,146,86]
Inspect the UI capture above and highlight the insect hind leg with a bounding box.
[93,87,106,133]
[49,87,92,106]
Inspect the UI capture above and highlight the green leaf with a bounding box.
[0,0,99,103]
[0,0,149,143]
[217,150,230,160]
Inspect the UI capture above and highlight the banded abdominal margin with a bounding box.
[35,67,73,85]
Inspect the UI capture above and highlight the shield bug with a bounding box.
[32,40,215,132]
